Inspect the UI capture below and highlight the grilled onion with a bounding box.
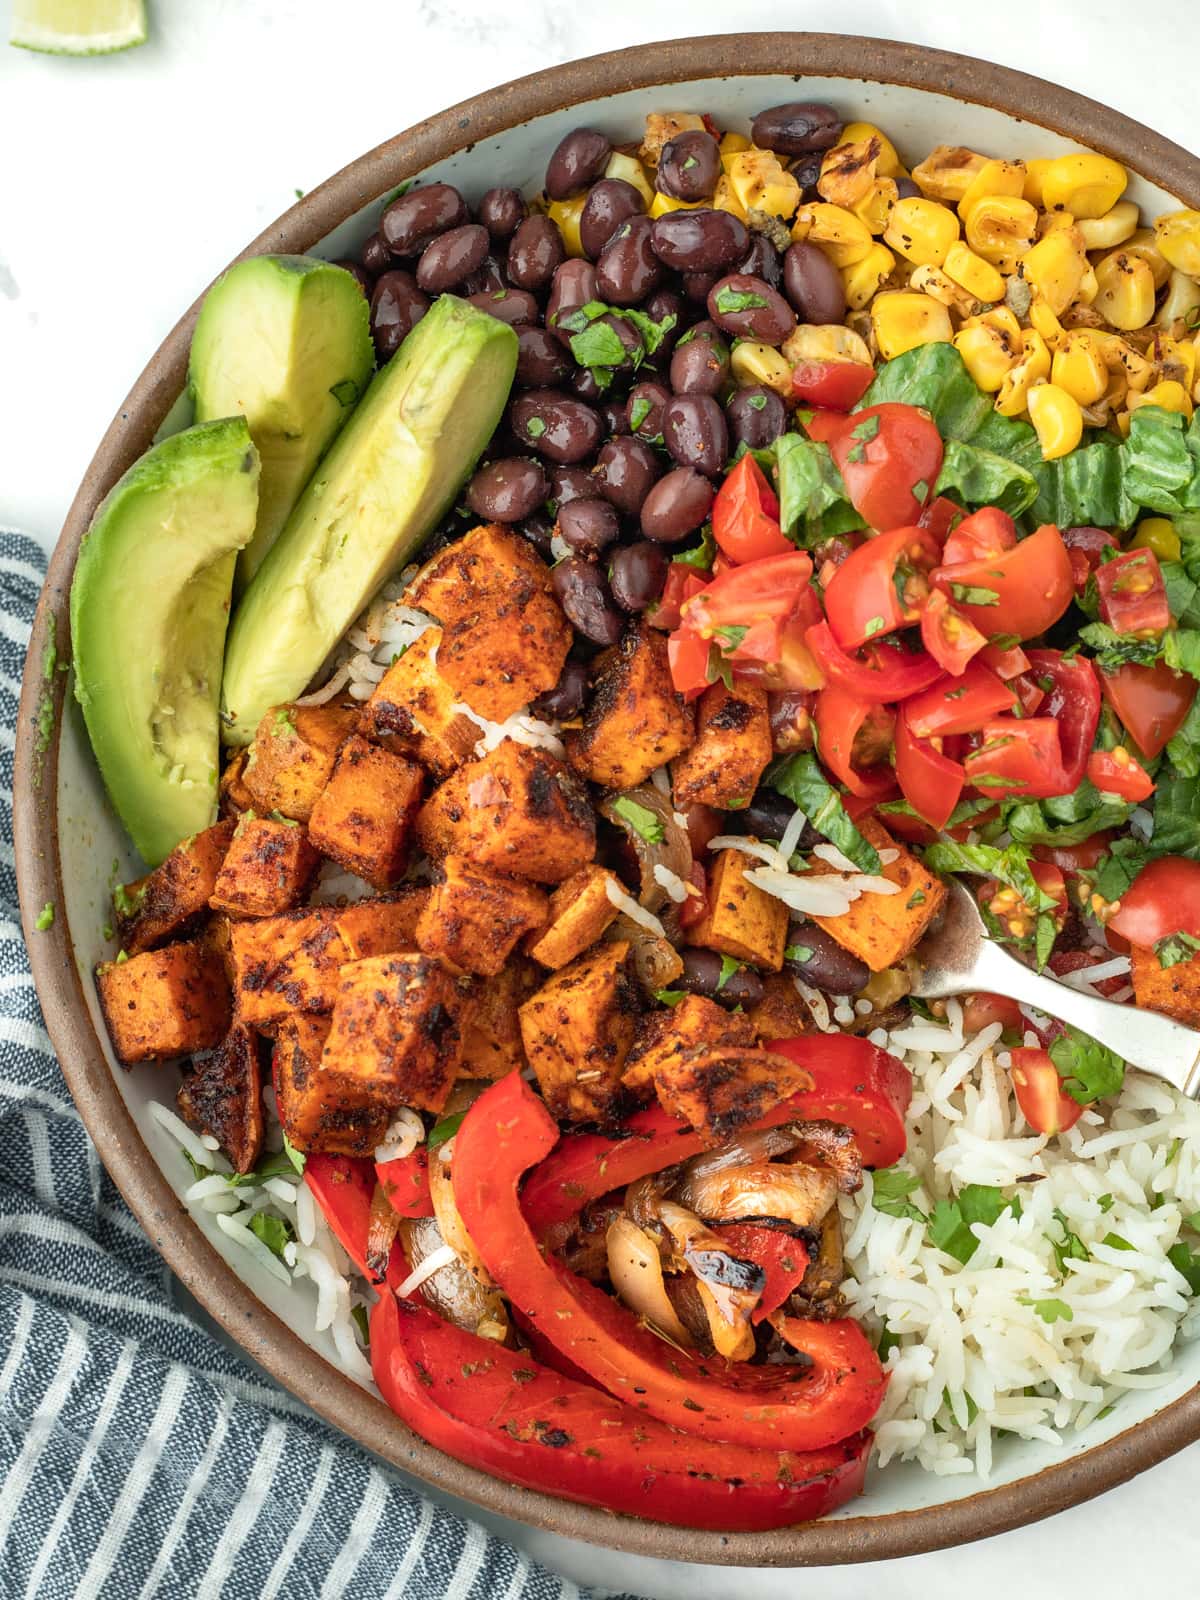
[396,1214,509,1338]
[604,912,684,993]
[599,784,692,921]
[672,1159,839,1231]
[605,1214,695,1348]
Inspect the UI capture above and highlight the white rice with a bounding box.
[652,862,690,904]
[297,577,435,706]
[603,877,667,937]
[374,1107,425,1163]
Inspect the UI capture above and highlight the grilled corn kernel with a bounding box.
[954,308,1023,392]
[1153,335,1197,390]
[1037,211,1078,238]
[1124,228,1172,290]
[604,151,655,208]
[1128,379,1194,419]
[1041,153,1127,219]
[851,177,898,236]
[965,196,1039,270]
[794,202,873,267]
[841,121,902,177]
[883,195,960,267]
[911,144,987,202]
[1154,210,1200,277]
[781,323,873,367]
[910,263,981,317]
[712,173,748,221]
[1027,382,1084,459]
[995,328,1052,416]
[942,241,1005,303]
[640,112,705,166]
[1028,298,1065,346]
[1051,333,1109,406]
[957,159,1027,222]
[729,339,794,396]
[871,291,953,360]
[843,243,897,310]
[648,191,705,218]
[719,131,752,171]
[1094,251,1156,330]
[818,137,881,208]
[1020,226,1087,317]
[1131,518,1182,562]
[1075,262,1099,307]
[1160,269,1200,328]
[1023,158,1053,208]
[1076,200,1139,251]
[729,149,801,219]
[547,194,586,257]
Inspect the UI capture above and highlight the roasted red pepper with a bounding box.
[712,1223,812,1323]
[305,1153,409,1288]
[375,1148,434,1219]
[771,1035,912,1168]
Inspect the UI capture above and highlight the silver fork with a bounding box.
[909,879,1200,1098]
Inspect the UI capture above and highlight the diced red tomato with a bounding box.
[712,454,793,564]
[1101,660,1197,758]
[729,603,827,693]
[932,523,1074,641]
[941,506,1017,568]
[829,403,944,531]
[963,716,1067,799]
[812,685,897,800]
[962,992,1024,1035]
[979,639,1031,679]
[1007,672,1046,717]
[1024,649,1101,791]
[800,407,847,444]
[917,495,965,543]
[1107,857,1200,946]
[791,360,876,410]
[919,589,988,676]
[1009,1048,1084,1135]
[1061,525,1119,593]
[804,620,942,703]
[650,564,708,631]
[1030,859,1068,916]
[1033,832,1113,874]
[667,626,712,700]
[1095,548,1170,635]
[823,524,941,650]
[904,663,1017,739]
[683,551,814,634]
[894,710,964,830]
[1086,747,1155,802]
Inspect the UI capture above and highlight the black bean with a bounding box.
[599,396,629,436]
[461,253,506,296]
[415,223,489,293]
[546,259,599,343]
[789,153,824,200]
[592,436,662,516]
[663,394,728,477]
[360,232,392,276]
[546,128,612,201]
[511,390,602,464]
[669,328,730,396]
[548,465,594,509]
[580,178,645,259]
[469,286,540,326]
[682,269,720,304]
[530,659,589,719]
[782,241,847,325]
[751,102,843,156]
[643,287,688,349]
[507,215,566,292]
[381,182,468,256]
[477,186,527,239]
[626,380,671,443]
[894,177,921,200]
[784,923,870,995]
[466,457,548,523]
[595,216,662,307]
[656,130,721,202]
[333,259,372,295]
[559,497,620,555]
[727,385,787,450]
[516,325,571,387]
[651,208,749,273]
[640,467,714,542]
[518,511,555,557]
[738,789,797,841]
[551,558,624,644]
[369,270,430,359]
[678,949,764,1008]
[609,542,668,612]
[707,273,796,345]
[570,366,609,404]
[738,234,783,290]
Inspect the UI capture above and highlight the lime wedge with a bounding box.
[10,0,147,54]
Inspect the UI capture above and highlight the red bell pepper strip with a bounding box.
[770,1035,912,1168]
[805,620,943,703]
[455,1074,886,1451]
[371,1292,871,1529]
[711,1224,811,1323]
[375,1148,434,1219]
[305,1153,407,1288]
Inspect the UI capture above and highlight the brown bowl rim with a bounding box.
[14,31,1200,1567]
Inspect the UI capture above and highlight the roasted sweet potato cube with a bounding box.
[565,623,694,790]
[671,682,772,811]
[321,954,467,1111]
[686,848,788,970]
[209,816,320,919]
[623,995,755,1096]
[336,889,430,959]
[177,1022,265,1174]
[810,816,945,972]
[273,1014,391,1156]
[653,1043,812,1146]
[361,629,479,780]
[746,971,812,1043]
[219,751,255,818]
[97,943,231,1064]
[116,822,234,955]
[1131,943,1200,1026]
[242,702,360,822]
[307,736,423,888]
[525,863,622,969]
[415,857,548,976]
[519,942,639,1123]
[460,961,539,1080]
[416,739,595,884]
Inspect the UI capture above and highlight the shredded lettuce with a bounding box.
[773,432,865,546]
[765,750,881,872]
[933,437,1040,517]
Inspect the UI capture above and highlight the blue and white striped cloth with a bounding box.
[0,532,634,1600]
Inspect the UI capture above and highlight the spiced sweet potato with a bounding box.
[565,623,694,790]
[97,943,231,1064]
[415,856,548,976]
[525,863,622,970]
[810,815,944,972]
[1131,942,1200,1027]
[273,1013,391,1156]
[361,628,478,780]
[670,682,772,811]
[518,942,639,1123]
[242,702,360,821]
[623,995,756,1097]
[321,953,468,1112]
[209,815,320,920]
[685,847,788,970]
[116,821,234,955]
[177,1022,265,1173]
[307,735,423,888]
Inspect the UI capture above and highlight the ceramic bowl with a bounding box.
[15,33,1200,1566]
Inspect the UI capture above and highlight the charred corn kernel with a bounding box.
[547,194,586,257]
[966,196,1039,270]
[781,322,873,367]
[648,191,705,218]
[996,328,1051,416]
[957,159,1027,222]
[1124,228,1172,290]
[1075,262,1099,307]
[794,201,873,267]
[1076,200,1139,251]
[851,177,898,236]
[954,308,1023,392]
[729,339,793,396]
[1092,331,1154,391]
[883,195,960,267]
[942,241,1005,302]
[718,131,752,171]
[712,172,748,221]
[912,144,987,202]
[1020,226,1087,316]
[1128,379,1194,419]
[841,121,902,177]
[860,966,911,1009]
[1041,153,1127,219]
[1153,334,1197,390]
[1160,268,1200,328]
[1028,298,1065,346]
[843,242,896,310]
[1023,158,1053,208]
[871,291,953,360]
[1027,382,1083,459]
[1051,333,1108,405]
[818,137,881,208]
[910,263,981,317]
[728,149,801,219]
[604,151,655,208]
[1094,250,1156,330]
[1131,518,1182,562]
[1155,210,1200,276]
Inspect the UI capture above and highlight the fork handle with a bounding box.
[969,939,1200,1098]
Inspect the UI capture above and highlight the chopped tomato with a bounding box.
[667,626,712,700]
[731,603,827,693]
[932,523,1074,642]
[683,551,814,634]
[1007,672,1046,717]
[978,860,1065,943]
[650,563,708,631]
[678,861,709,930]
[712,453,793,564]
[963,717,1066,799]
[894,710,964,830]
[1061,524,1119,593]
[1086,747,1155,802]
[679,804,723,856]
[800,407,847,444]
[941,506,1017,567]
[962,992,1024,1035]
[1107,857,1200,946]
[791,360,875,410]
[904,663,1017,739]
[1024,649,1101,791]
[1009,1048,1084,1135]
[823,524,941,650]
[979,639,1030,679]
[813,685,897,800]
[1095,548,1170,635]
[829,403,943,532]
[918,495,965,542]
[1100,659,1197,758]
[919,590,988,677]
[1033,832,1113,875]
[804,620,942,702]
[1030,860,1068,915]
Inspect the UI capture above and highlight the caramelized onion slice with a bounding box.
[605,1214,695,1349]
[672,1160,839,1231]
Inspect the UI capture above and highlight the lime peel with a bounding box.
[10,0,147,55]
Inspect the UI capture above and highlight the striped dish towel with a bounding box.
[0,532,634,1600]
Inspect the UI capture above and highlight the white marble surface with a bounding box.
[3,0,1199,1592]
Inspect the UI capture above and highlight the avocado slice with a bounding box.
[190,255,374,594]
[71,418,260,866]
[220,294,518,745]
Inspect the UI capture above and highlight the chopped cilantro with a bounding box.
[350,1304,370,1344]
[1018,1296,1073,1324]
[871,1166,927,1223]
[249,1213,294,1259]
[713,286,769,315]
[747,393,768,411]
[1154,931,1200,969]
[629,394,653,432]
[1168,1243,1200,1294]
[524,417,547,439]
[783,942,814,964]
[715,955,741,991]
[282,1134,306,1175]
[610,796,665,844]
[928,1185,1018,1264]
[864,615,886,637]
[328,378,359,407]
[906,889,926,909]
[1048,1025,1125,1106]
[1101,1232,1134,1251]
[653,988,686,1007]
[948,583,1000,606]
[34,902,54,931]
[1048,1209,1089,1274]
[671,525,715,572]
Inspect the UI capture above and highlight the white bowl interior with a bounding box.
[57,68,1199,1522]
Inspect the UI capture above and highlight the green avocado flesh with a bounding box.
[190,254,374,594]
[70,418,260,867]
[219,294,518,745]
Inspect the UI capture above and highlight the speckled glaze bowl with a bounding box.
[14,34,1200,1566]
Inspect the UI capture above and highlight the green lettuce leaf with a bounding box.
[766,750,881,872]
[933,438,1040,517]
[773,433,865,546]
